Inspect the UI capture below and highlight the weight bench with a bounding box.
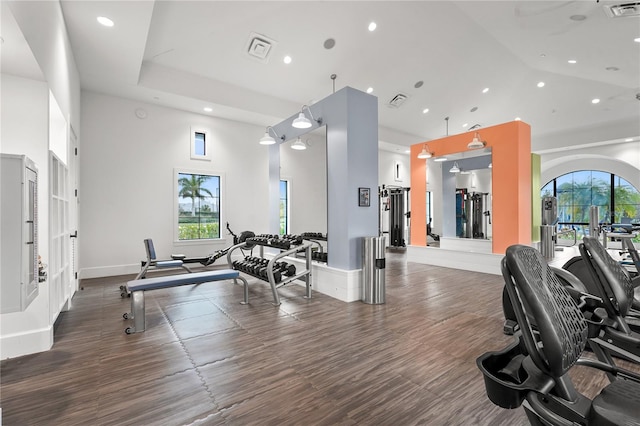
[120,238,194,298]
[123,269,249,334]
[137,238,193,279]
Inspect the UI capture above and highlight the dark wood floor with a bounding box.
[1,251,637,425]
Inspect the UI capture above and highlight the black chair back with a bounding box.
[581,236,635,317]
[504,244,588,377]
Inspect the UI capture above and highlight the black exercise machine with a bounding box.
[478,244,640,425]
[170,223,255,266]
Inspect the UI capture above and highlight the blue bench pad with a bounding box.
[127,269,239,292]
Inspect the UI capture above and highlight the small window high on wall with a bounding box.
[190,128,211,160]
[176,171,221,240]
[541,170,640,238]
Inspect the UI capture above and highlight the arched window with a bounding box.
[541,170,640,230]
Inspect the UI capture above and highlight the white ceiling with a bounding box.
[8,1,640,152]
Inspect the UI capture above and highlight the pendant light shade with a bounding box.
[259,126,284,145]
[291,137,307,150]
[449,162,460,173]
[468,132,485,149]
[259,131,276,145]
[292,112,312,129]
[292,105,322,129]
[417,144,432,159]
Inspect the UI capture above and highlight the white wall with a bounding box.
[1,1,80,359]
[540,140,640,190]
[1,74,53,358]
[79,92,329,278]
[280,133,327,234]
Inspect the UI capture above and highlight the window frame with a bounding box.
[279,178,290,235]
[542,170,639,227]
[174,168,225,245]
[190,127,211,161]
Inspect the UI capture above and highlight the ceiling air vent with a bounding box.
[603,2,640,17]
[388,93,409,108]
[245,32,277,63]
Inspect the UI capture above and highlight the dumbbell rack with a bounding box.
[226,239,312,306]
[301,232,328,263]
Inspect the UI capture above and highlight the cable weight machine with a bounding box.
[379,185,410,248]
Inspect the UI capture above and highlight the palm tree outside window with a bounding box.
[541,170,639,241]
[177,172,220,240]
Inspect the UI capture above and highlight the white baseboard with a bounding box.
[265,254,363,303]
[407,245,502,275]
[1,325,53,360]
[79,263,139,279]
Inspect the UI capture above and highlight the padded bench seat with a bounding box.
[124,269,248,334]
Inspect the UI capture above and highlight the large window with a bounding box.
[542,170,640,238]
[280,179,289,235]
[177,172,220,240]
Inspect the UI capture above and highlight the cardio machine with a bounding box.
[479,245,640,425]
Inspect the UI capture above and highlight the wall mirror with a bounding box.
[427,148,492,245]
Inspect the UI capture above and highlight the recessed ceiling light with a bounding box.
[570,14,586,21]
[537,82,545,88]
[368,22,377,32]
[462,123,468,128]
[433,157,447,162]
[605,66,619,71]
[366,87,373,94]
[204,107,213,112]
[97,16,114,27]
[482,88,489,94]
[283,55,292,64]
[470,106,478,112]
[515,117,521,121]
[635,37,640,43]
[591,98,600,104]
[539,53,546,58]
[414,80,424,89]
[404,150,410,154]
[422,108,429,114]
[568,59,577,64]
[323,38,336,49]
[625,138,633,142]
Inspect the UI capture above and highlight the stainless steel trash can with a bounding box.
[362,236,386,304]
[540,225,555,260]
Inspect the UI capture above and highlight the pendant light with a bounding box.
[468,132,486,149]
[417,144,432,159]
[259,126,284,145]
[291,137,307,150]
[449,162,460,173]
[292,105,322,129]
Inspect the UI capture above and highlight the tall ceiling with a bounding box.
[7,1,640,151]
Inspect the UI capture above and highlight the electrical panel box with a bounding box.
[1,154,39,313]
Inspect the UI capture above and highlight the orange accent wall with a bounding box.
[410,121,531,254]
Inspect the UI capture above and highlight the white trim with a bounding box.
[0,325,53,360]
[190,127,211,161]
[174,168,225,244]
[407,245,503,275]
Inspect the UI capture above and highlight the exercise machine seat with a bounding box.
[478,244,640,425]
[582,236,636,318]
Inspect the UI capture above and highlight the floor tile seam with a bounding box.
[180,410,229,426]
[157,300,222,412]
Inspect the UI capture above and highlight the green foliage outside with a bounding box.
[545,172,640,243]
[177,173,220,240]
[178,222,219,240]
